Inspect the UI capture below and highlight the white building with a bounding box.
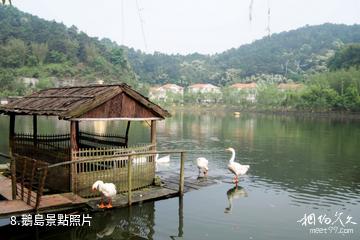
[149,84,184,102]
[188,83,221,94]
[187,83,221,103]
[21,77,39,87]
[230,83,257,103]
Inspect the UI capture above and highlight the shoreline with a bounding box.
[166,104,360,119]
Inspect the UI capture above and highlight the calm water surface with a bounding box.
[0,111,359,240]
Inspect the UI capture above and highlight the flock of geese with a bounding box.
[197,147,250,184]
[92,147,249,209]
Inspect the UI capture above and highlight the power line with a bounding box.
[266,0,271,37]
[121,0,125,45]
[135,0,148,51]
[249,0,254,23]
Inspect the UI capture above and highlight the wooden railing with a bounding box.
[11,132,131,164]
[45,150,186,205]
[0,152,10,159]
[12,154,48,210]
[79,131,128,148]
[71,144,155,197]
[13,133,70,164]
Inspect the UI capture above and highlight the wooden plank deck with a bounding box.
[0,175,88,217]
[0,175,13,200]
[87,186,178,210]
[0,200,33,216]
[0,193,88,218]
[87,175,220,211]
[0,173,221,217]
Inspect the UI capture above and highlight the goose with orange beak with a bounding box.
[226,148,249,185]
[92,180,117,208]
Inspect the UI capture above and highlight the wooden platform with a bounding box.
[0,174,13,200]
[0,173,221,217]
[0,194,88,218]
[0,175,88,217]
[87,186,179,210]
[87,174,220,211]
[0,200,33,216]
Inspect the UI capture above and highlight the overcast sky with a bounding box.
[13,0,360,55]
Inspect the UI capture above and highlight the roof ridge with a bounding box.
[45,83,128,90]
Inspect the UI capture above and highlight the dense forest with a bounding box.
[126,24,360,85]
[0,5,360,112]
[0,5,137,96]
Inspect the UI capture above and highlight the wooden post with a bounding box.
[125,121,131,147]
[150,120,156,150]
[179,152,185,195]
[75,121,80,147]
[178,196,184,237]
[70,121,79,151]
[128,155,132,206]
[35,167,48,211]
[9,114,15,139]
[33,115,37,146]
[150,120,157,168]
[9,114,16,200]
[70,121,78,192]
[27,161,36,205]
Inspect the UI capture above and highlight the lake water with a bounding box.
[0,111,359,239]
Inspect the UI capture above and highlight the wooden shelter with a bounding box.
[0,84,170,198]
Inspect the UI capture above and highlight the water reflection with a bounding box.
[170,197,184,240]
[224,186,248,214]
[71,202,155,240]
[1,112,360,238]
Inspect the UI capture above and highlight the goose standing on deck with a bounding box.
[92,180,117,208]
[196,157,209,177]
[226,148,249,185]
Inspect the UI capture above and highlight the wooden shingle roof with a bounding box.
[0,84,171,120]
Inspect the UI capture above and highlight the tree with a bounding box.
[0,38,27,68]
[31,42,48,64]
[342,84,360,111]
[110,48,126,67]
[328,44,360,70]
[256,84,285,110]
[45,50,66,63]
[300,85,340,111]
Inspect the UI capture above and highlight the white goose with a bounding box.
[155,154,170,163]
[131,151,147,164]
[226,147,249,185]
[196,157,209,177]
[92,180,117,208]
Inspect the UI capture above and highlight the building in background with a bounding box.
[229,82,257,103]
[277,83,304,91]
[149,84,184,103]
[187,83,221,103]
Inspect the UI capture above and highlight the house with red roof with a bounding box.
[229,82,257,103]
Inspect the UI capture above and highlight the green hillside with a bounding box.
[126,23,360,85]
[0,4,360,113]
[0,5,137,96]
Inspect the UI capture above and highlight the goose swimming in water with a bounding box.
[226,147,249,185]
[131,151,147,164]
[155,154,170,163]
[196,157,209,177]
